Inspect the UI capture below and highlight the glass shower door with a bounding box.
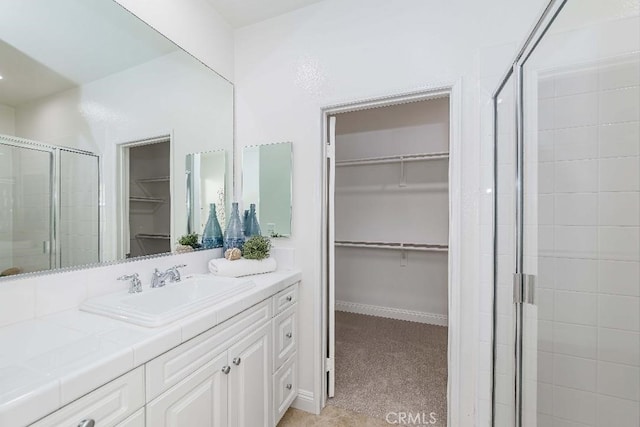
[521,1,640,425]
[494,73,517,425]
[0,139,53,275]
[493,0,640,426]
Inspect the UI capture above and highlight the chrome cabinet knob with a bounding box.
[286,332,293,339]
[78,420,95,427]
[286,296,292,302]
[222,366,231,375]
[233,357,241,365]
[286,384,292,390]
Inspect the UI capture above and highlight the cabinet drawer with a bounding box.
[115,408,144,427]
[146,299,271,401]
[273,354,297,426]
[273,304,297,372]
[31,367,144,427]
[273,283,298,315]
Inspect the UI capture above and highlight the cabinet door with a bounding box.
[146,351,228,427]
[228,322,272,427]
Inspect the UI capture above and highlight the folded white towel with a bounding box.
[208,257,277,278]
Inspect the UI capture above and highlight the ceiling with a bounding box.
[0,0,177,107]
[206,0,326,28]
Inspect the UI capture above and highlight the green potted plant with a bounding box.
[242,235,271,260]
[176,233,202,252]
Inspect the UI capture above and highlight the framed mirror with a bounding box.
[242,142,293,237]
[0,0,233,279]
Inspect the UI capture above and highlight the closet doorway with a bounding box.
[323,89,455,426]
[118,136,171,258]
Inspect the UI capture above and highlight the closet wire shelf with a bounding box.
[335,152,449,167]
[335,240,448,252]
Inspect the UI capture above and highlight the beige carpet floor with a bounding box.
[326,312,448,426]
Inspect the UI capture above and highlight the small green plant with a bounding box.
[243,235,271,260]
[178,233,201,249]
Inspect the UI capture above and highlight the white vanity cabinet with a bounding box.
[28,282,298,427]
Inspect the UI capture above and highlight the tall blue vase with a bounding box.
[224,202,245,252]
[243,209,249,236]
[246,203,261,237]
[201,203,223,249]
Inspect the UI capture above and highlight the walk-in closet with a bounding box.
[327,96,450,425]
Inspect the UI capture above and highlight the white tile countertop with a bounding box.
[0,269,301,426]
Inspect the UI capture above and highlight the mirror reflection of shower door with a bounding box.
[58,150,100,268]
[0,141,53,275]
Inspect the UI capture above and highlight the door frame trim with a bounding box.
[319,81,462,425]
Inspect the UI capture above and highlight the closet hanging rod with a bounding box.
[335,240,448,252]
[335,152,449,167]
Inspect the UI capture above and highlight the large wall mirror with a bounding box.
[242,142,292,237]
[0,0,233,278]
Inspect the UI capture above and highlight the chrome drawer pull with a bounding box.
[233,357,241,365]
[222,366,231,374]
[286,332,293,339]
[286,383,292,390]
[286,296,292,302]
[78,420,95,427]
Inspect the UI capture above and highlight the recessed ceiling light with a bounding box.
[0,75,3,80]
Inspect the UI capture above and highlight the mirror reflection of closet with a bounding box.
[124,138,171,258]
[242,142,292,237]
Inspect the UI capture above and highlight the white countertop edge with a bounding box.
[0,269,301,426]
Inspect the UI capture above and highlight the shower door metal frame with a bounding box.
[0,134,100,271]
[491,0,568,426]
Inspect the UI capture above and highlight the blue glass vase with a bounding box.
[201,203,223,249]
[246,203,261,237]
[224,202,245,252]
[243,209,249,236]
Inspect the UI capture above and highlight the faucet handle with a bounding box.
[118,273,142,294]
[170,264,187,282]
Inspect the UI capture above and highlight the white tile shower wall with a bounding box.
[535,53,640,426]
[0,248,222,328]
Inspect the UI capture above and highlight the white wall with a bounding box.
[233,0,547,422]
[0,105,15,135]
[13,51,233,262]
[114,0,235,81]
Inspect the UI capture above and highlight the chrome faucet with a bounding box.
[151,264,186,288]
[118,273,142,294]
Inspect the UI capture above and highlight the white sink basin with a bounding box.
[80,275,255,327]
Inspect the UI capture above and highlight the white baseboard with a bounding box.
[292,389,317,414]
[336,300,448,326]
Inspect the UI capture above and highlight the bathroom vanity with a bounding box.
[0,270,300,427]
